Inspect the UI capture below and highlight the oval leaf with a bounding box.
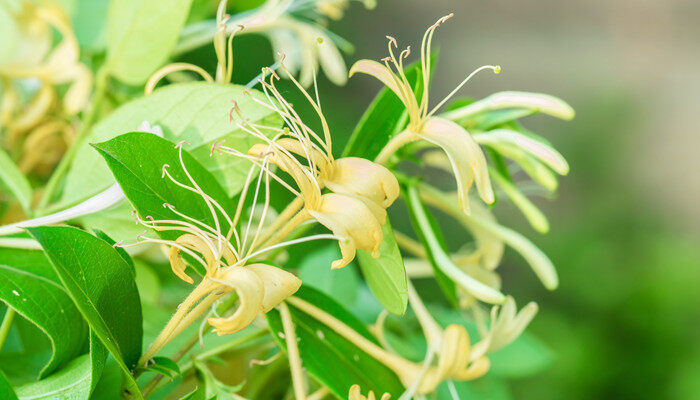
[60,82,281,208]
[356,222,408,315]
[106,0,194,84]
[27,226,143,398]
[0,248,87,378]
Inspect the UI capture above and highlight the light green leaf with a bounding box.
[106,0,194,84]
[71,0,110,51]
[0,147,32,215]
[298,246,359,307]
[356,222,407,315]
[0,370,17,400]
[0,248,87,378]
[27,226,143,399]
[14,334,107,400]
[266,286,405,399]
[60,82,280,208]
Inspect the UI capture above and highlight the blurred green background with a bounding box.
[227,1,700,398]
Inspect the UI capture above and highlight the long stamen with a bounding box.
[234,233,342,266]
[427,65,501,118]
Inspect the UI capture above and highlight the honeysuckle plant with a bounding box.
[0,1,574,399]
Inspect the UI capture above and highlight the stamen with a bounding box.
[427,65,501,118]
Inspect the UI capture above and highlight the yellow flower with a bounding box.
[224,65,397,268]
[122,142,309,366]
[348,384,390,400]
[0,0,92,175]
[349,14,500,214]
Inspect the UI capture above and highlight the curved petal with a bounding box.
[247,263,301,312]
[307,193,383,269]
[475,129,569,175]
[207,267,265,335]
[349,59,406,106]
[323,157,399,209]
[419,117,494,213]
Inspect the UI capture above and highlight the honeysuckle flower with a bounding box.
[120,141,367,366]
[470,296,538,361]
[220,65,397,268]
[348,384,389,400]
[350,14,499,214]
[0,0,92,174]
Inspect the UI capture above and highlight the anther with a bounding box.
[113,240,124,248]
[174,140,190,149]
[386,35,398,47]
[161,164,170,178]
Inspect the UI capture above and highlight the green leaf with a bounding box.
[0,147,32,215]
[14,334,107,400]
[0,370,17,400]
[144,356,181,380]
[298,246,359,307]
[356,222,408,315]
[93,132,235,247]
[266,286,405,399]
[27,226,143,399]
[71,0,110,51]
[106,0,194,84]
[60,82,280,208]
[343,57,428,159]
[0,248,87,378]
[402,182,457,306]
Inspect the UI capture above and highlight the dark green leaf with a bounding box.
[145,356,181,380]
[356,222,408,315]
[27,226,143,398]
[0,248,87,378]
[93,132,236,244]
[93,229,135,271]
[0,370,17,400]
[266,286,405,399]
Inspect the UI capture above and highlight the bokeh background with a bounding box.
[331,1,700,398]
[240,0,700,398]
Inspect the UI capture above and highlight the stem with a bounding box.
[280,303,306,400]
[393,230,427,258]
[0,308,16,351]
[138,280,215,367]
[38,67,109,211]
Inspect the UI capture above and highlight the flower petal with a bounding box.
[307,193,383,269]
[418,117,494,213]
[207,266,265,335]
[323,157,399,209]
[246,263,301,312]
[349,59,406,106]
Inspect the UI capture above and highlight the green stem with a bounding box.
[0,308,16,351]
[38,68,110,212]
